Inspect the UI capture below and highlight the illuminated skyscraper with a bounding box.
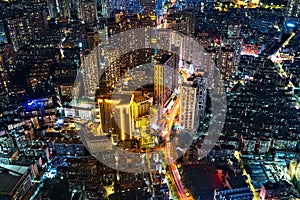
[219,38,242,84]
[180,76,207,131]
[78,0,98,23]
[58,0,72,19]
[47,0,71,19]
[101,46,120,88]
[114,94,135,141]
[141,0,156,14]
[47,0,56,19]
[219,45,234,83]
[97,0,124,18]
[286,0,300,19]
[5,9,48,51]
[98,94,135,144]
[81,47,101,97]
[154,53,178,107]
[154,64,167,106]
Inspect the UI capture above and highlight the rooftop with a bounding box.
[0,164,29,193]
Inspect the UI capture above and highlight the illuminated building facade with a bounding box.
[242,137,256,152]
[166,12,195,35]
[81,47,101,97]
[98,0,139,18]
[258,139,271,153]
[47,0,56,19]
[219,38,242,84]
[5,9,48,51]
[180,75,207,131]
[227,24,241,39]
[219,45,235,83]
[289,159,300,192]
[114,94,135,141]
[286,0,300,19]
[101,46,120,88]
[98,94,135,144]
[154,53,179,107]
[180,83,198,130]
[78,0,98,23]
[141,0,156,14]
[154,62,174,107]
[215,187,253,200]
[47,0,71,19]
[58,0,72,19]
[0,52,10,107]
[260,180,300,200]
[134,95,153,118]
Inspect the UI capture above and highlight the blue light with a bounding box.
[57,119,64,124]
[287,23,296,28]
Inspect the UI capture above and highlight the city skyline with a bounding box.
[0,0,300,200]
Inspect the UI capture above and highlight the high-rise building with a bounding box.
[101,46,120,88]
[47,0,56,19]
[5,8,48,51]
[219,38,242,84]
[114,94,135,141]
[98,94,135,144]
[219,45,234,83]
[47,0,71,19]
[98,0,124,18]
[180,75,207,131]
[59,0,72,19]
[227,24,242,39]
[154,53,179,107]
[0,49,10,107]
[166,12,195,35]
[0,20,7,43]
[286,0,300,19]
[81,47,101,97]
[154,64,171,107]
[81,25,99,50]
[141,0,156,14]
[78,0,98,23]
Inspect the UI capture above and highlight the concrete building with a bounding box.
[5,8,48,51]
[180,75,207,131]
[0,164,33,200]
[78,0,98,23]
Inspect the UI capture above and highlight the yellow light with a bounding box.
[105,99,120,104]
